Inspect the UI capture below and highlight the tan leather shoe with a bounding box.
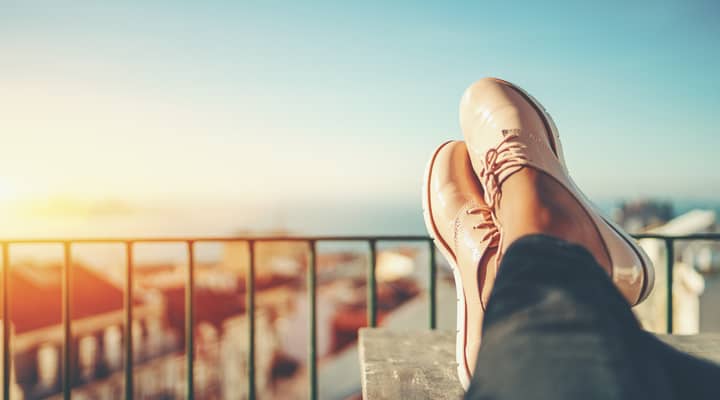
[422,140,499,389]
[459,77,654,305]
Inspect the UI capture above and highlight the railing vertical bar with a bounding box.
[428,240,437,330]
[368,240,378,328]
[124,242,134,400]
[2,243,10,400]
[665,238,674,334]
[62,242,72,400]
[247,241,256,400]
[307,240,318,400]
[186,241,195,400]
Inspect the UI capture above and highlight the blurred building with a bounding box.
[1,235,431,399]
[2,263,164,399]
[612,199,674,232]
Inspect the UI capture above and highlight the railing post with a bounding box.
[186,241,195,399]
[367,240,378,328]
[428,241,437,330]
[2,243,9,400]
[124,242,134,399]
[62,242,72,400]
[307,240,317,400]
[665,238,674,334]
[247,241,256,400]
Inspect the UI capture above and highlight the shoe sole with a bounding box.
[496,78,654,304]
[421,140,473,390]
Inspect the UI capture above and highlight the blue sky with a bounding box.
[1,1,719,235]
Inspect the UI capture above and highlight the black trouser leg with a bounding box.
[465,234,720,400]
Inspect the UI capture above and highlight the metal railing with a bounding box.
[632,233,720,334]
[1,233,719,399]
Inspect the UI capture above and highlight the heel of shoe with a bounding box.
[635,242,655,304]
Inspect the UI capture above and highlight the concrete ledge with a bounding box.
[359,329,464,400]
[359,328,720,400]
[656,333,720,363]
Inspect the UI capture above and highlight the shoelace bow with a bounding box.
[478,133,529,210]
[461,203,499,312]
[468,133,530,269]
[465,204,500,248]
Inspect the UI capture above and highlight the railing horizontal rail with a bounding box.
[0,235,433,244]
[0,232,717,399]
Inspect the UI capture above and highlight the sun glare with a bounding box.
[0,179,18,204]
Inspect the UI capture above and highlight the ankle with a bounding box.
[494,168,611,271]
[497,200,569,251]
[496,168,560,229]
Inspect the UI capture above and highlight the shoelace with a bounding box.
[478,133,529,210]
[462,203,499,312]
[475,133,530,270]
[465,204,500,248]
